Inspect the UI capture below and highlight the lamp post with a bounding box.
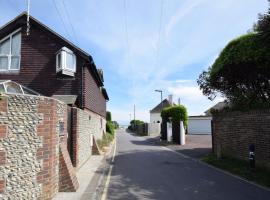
[155,89,163,109]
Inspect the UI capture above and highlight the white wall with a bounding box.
[187,117,212,134]
[150,113,162,123]
[148,123,161,136]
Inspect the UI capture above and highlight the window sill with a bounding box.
[0,70,20,75]
[57,69,75,77]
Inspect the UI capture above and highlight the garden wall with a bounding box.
[0,94,78,200]
[148,123,161,136]
[212,109,270,167]
[70,108,105,168]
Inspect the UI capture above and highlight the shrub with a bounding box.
[97,132,114,151]
[106,121,115,135]
[197,33,270,109]
[111,121,119,129]
[161,105,188,128]
[198,5,270,110]
[254,0,270,39]
[128,119,144,131]
[106,111,112,122]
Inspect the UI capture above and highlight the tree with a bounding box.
[254,0,270,39]
[198,32,270,109]
[112,121,119,129]
[106,111,112,122]
[128,119,144,131]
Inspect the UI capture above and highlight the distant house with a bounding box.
[204,101,227,116]
[0,12,109,118]
[150,97,174,123]
[187,116,212,135]
[187,102,226,135]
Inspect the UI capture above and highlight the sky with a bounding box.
[0,0,268,124]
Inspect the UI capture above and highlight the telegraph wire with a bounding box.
[52,0,72,40]
[123,0,130,58]
[61,0,78,43]
[155,0,164,68]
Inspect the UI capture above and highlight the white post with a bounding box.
[90,134,93,147]
[167,122,172,142]
[180,121,185,145]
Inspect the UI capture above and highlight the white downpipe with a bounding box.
[167,122,172,142]
[180,121,185,145]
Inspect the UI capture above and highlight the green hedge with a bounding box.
[210,33,270,78]
[106,121,115,135]
[128,119,144,131]
[161,105,188,128]
[106,111,112,122]
[198,32,270,109]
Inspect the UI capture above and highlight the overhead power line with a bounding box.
[61,0,78,43]
[52,0,72,40]
[123,0,130,57]
[155,0,164,68]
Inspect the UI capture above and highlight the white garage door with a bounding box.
[188,117,212,134]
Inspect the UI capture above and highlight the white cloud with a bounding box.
[168,85,205,102]
[165,0,205,41]
[174,79,192,83]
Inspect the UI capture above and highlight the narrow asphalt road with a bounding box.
[107,130,270,200]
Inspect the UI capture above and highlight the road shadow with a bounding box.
[104,149,270,200]
[130,135,211,159]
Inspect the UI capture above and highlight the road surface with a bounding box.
[106,130,270,200]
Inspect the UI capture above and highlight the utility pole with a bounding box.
[133,104,136,131]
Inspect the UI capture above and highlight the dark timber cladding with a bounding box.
[0,13,108,117]
[83,64,106,117]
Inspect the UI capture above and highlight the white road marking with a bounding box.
[101,137,117,200]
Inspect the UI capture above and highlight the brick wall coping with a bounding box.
[212,108,270,119]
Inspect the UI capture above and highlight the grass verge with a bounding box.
[201,153,270,188]
[97,132,114,151]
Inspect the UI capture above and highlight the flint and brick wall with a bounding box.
[71,107,105,168]
[212,109,270,167]
[0,94,78,200]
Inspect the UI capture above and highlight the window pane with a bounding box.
[0,38,10,54]
[0,84,5,93]
[0,56,8,70]
[11,32,21,55]
[57,53,61,70]
[5,82,23,94]
[66,52,74,71]
[10,56,20,70]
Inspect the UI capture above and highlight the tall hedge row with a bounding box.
[161,105,188,128]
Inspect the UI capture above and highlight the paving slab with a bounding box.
[53,155,104,200]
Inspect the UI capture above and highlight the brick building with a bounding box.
[0,13,110,199]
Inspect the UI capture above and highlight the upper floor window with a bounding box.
[56,47,76,76]
[0,30,21,71]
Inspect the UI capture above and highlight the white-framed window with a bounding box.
[0,29,21,71]
[56,47,76,75]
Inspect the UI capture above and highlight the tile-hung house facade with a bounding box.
[0,13,109,168]
[0,12,109,115]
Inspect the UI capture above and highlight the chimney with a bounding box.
[178,98,181,105]
[168,95,173,105]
